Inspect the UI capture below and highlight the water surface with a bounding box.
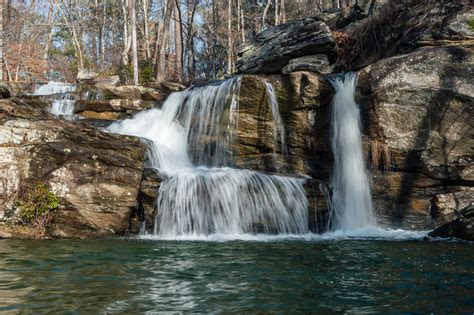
[0,238,473,313]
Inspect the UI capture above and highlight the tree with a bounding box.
[130,0,139,84]
[0,0,3,81]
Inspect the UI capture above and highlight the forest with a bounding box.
[0,0,355,84]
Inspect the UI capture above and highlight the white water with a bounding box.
[329,73,376,230]
[108,77,310,237]
[264,81,287,155]
[33,81,76,116]
[140,227,428,242]
[33,81,76,96]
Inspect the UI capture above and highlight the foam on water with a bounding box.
[138,227,429,242]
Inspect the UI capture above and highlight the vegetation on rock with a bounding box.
[18,183,59,236]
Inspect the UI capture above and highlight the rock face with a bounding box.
[338,1,473,70]
[0,98,146,238]
[281,55,331,74]
[77,70,99,82]
[0,83,11,98]
[232,72,333,178]
[236,17,336,74]
[357,46,473,228]
[429,206,474,241]
[74,85,164,121]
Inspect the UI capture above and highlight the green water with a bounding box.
[0,238,473,313]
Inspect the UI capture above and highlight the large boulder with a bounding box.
[338,1,472,70]
[281,55,331,74]
[0,98,146,238]
[236,17,336,74]
[76,70,99,83]
[75,98,156,112]
[231,72,333,178]
[102,85,165,102]
[428,205,474,241]
[357,46,473,228]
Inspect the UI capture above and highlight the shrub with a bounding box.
[18,183,59,234]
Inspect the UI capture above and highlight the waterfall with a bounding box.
[264,81,287,155]
[329,73,376,230]
[33,82,76,117]
[33,81,76,96]
[108,77,311,236]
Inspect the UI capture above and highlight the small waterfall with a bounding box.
[33,81,77,117]
[108,77,313,237]
[33,81,76,96]
[264,81,287,155]
[329,73,376,230]
[156,168,308,236]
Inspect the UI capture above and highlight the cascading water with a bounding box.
[108,77,311,237]
[33,81,76,117]
[264,81,287,155]
[329,73,376,231]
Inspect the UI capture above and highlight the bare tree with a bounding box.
[174,0,184,82]
[156,0,174,82]
[0,0,3,81]
[131,0,139,84]
[142,0,151,61]
[121,0,132,66]
[227,0,233,74]
[262,0,271,31]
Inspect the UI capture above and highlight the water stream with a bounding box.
[33,81,77,117]
[329,73,376,230]
[108,77,314,236]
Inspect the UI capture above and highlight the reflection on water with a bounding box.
[0,239,473,313]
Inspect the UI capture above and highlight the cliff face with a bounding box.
[0,98,146,238]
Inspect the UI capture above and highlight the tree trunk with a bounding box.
[100,0,107,67]
[142,0,151,61]
[130,0,139,84]
[280,0,286,23]
[227,0,233,74]
[152,20,163,71]
[275,0,279,25]
[239,0,245,42]
[156,0,174,82]
[121,0,131,66]
[262,0,271,31]
[186,0,196,82]
[174,0,183,82]
[55,0,84,71]
[0,0,4,81]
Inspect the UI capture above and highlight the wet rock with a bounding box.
[281,55,331,74]
[146,81,186,94]
[357,46,473,229]
[75,99,156,113]
[133,168,163,234]
[92,75,120,89]
[234,71,333,178]
[428,205,474,241]
[102,85,165,102]
[0,82,36,96]
[236,17,336,74]
[0,98,146,239]
[75,110,125,121]
[338,1,472,70]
